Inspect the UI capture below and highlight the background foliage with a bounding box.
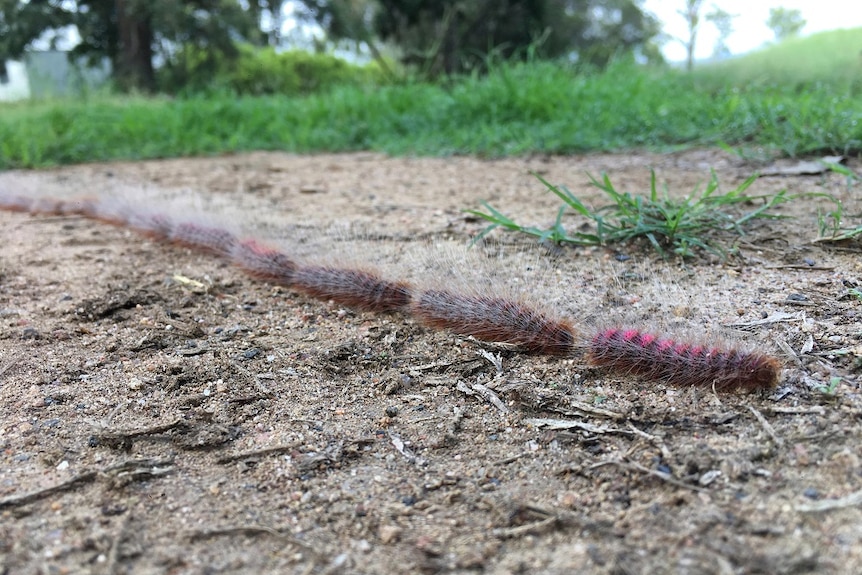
[2,0,663,92]
[158,44,389,96]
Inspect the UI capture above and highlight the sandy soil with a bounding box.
[0,151,860,574]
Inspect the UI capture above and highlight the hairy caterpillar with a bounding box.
[0,193,781,392]
[588,328,780,392]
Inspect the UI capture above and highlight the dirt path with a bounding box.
[1,151,860,574]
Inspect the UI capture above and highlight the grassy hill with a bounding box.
[695,27,862,87]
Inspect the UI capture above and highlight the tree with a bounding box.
[293,0,395,78]
[373,0,548,75]
[540,0,663,68]
[678,0,706,71]
[766,7,805,41]
[0,1,267,92]
[296,0,662,77]
[244,0,289,46]
[705,5,736,59]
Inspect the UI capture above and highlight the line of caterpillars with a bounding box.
[0,194,782,392]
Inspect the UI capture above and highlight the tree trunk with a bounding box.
[114,0,155,92]
[686,30,696,72]
[441,6,459,76]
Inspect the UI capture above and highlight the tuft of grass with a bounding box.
[467,171,791,258]
[823,225,862,242]
[816,200,862,243]
[815,376,842,397]
[822,160,861,186]
[815,164,862,243]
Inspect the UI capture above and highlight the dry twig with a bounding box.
[216,443,302,464]
[748,406,784,447]
[590,459,708,494]
[797,489,862,513]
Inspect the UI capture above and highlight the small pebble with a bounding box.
[379,525,402,544]
[101,505,127,516]
[803,488,820,500]
[385,406,399,417]
[699,470,722,486]
[560,492,578,508]
[21,327,41,340]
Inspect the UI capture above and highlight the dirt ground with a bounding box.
[1,150,860,575]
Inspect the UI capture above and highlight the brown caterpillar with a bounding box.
[0,193,781,392]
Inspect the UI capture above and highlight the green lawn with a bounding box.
[1,29,860,169]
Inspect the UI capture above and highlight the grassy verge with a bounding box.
[1,59,860,169]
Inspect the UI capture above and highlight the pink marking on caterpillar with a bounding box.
[588,328,781,391]
[231,239,297,284]
[0,193,781,391]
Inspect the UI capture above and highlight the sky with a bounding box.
[643,0,862,61]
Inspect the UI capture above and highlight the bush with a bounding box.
[159,44,390,96]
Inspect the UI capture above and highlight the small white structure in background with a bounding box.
[0,51,110,102]
[0,60,32,101]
